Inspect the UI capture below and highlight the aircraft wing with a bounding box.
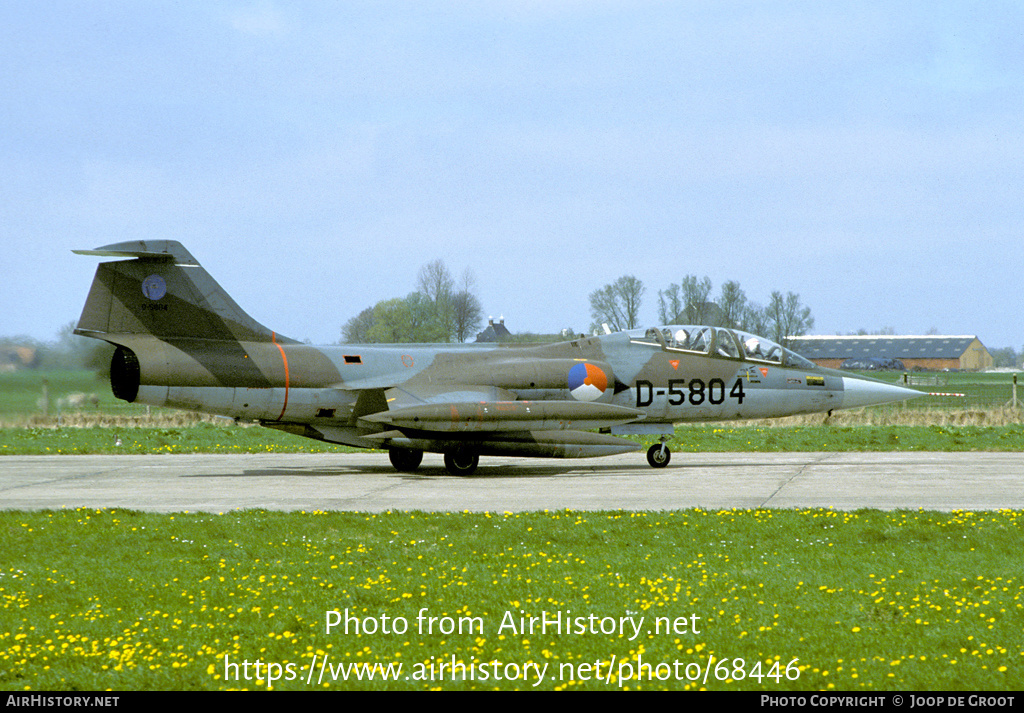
[383,383,521,410]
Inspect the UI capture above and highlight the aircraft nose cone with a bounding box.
[841,376,924,409]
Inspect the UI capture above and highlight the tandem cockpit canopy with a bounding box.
[632,325,816,369]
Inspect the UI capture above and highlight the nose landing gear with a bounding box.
[646,439,671,468]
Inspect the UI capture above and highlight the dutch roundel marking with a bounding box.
[568,362,608,402]
[141,274,166,301]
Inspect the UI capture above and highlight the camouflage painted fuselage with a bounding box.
[74,241,921,469]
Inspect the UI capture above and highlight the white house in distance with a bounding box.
[787,335,993,371]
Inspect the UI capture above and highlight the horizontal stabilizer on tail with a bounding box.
[73,240,199,265]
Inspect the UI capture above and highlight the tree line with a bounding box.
[338,266,816,346]
[341,259,484,344]
[588,275,814,347]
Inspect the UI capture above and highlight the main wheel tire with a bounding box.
[443,452,479,476]
[389,448,423,472]
[647,444,671,468]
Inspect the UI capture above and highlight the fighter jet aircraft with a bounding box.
[73,241,922,475]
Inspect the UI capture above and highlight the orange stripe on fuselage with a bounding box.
[272,332,290,420]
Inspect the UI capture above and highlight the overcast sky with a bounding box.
[3,2,1022,350]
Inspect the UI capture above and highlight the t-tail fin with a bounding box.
[74,240,295,344]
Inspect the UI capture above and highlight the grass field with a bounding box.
[1,508,1021,691]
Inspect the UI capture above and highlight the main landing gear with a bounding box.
[646,440,671,468]
[387,449,479,476]
[443,452,480,476]
[391,447,664,474]
[388,448,423,472]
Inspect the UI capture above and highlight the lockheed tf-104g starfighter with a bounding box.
[74,241,922,475]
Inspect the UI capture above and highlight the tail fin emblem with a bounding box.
[141,275,166,300]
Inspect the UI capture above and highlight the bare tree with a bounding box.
[450,268,483,342]
[416,259,455,340]
[717,280,747,329]
[451,290,483,343]
[766,291,814,346]
[657,284,682,324]
[657,276,714,324]
[738,302,769,337]
[416,259,455,303]
[680,275,713,324]
[589,275,645,332]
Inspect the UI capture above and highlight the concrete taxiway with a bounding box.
[1,452,1021,512]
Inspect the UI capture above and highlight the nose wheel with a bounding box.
[646,442,671,468]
